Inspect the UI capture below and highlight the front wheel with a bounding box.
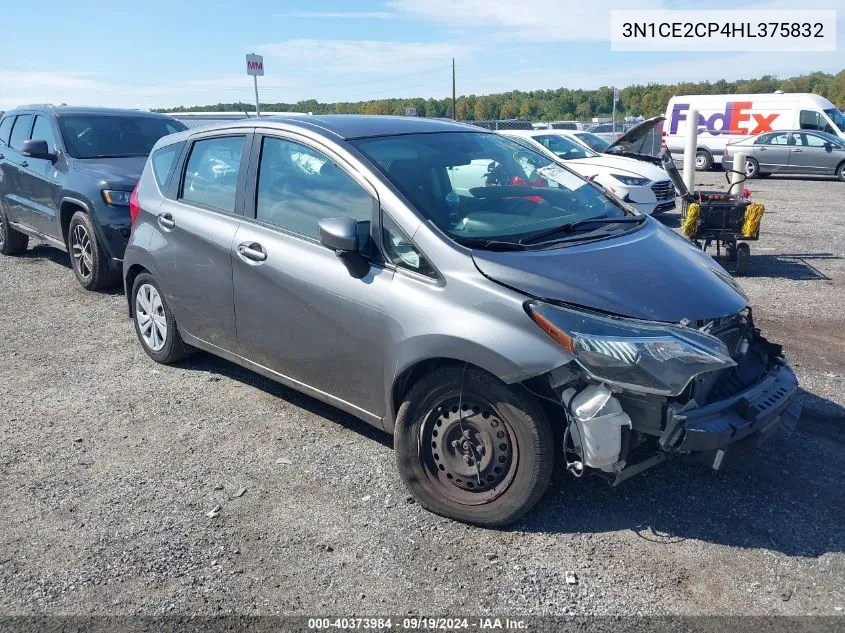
[394,366,554,527]
[837,161,845,182]
[67,211,116,291]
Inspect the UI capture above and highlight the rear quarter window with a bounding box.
[151,142,185,191]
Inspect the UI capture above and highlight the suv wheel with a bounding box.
[0,203,29,255]
[695,150,713,171]
[131,272,190,364]
[68,211,116,291]
[394,366,554,527]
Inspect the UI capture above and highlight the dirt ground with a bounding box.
[0,172,842,618]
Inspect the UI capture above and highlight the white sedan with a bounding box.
[499,129,676,215]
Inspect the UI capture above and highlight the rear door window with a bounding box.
[0,116,14,146]
[9,114,33,151]
[180,136,246,213]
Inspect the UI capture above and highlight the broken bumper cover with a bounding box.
[661,361,800,453]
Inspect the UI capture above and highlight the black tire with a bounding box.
[735,242,751,276]
[758,172,771,178]
[130,272,190,364]
[394,366,554,527]
[0,202,29,255]
[67,211,117,291]
[694,150,713,171]
[837,161,845,182]
[745,157,760,179]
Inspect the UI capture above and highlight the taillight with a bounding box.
[661,131,667,148]
[129,183,140,225]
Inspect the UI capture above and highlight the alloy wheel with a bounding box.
[419,396,518,506]
[70,224,93,279]
[135,283,168,352]
[0,215,5,248]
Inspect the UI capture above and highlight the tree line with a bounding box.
[158,70,845,121]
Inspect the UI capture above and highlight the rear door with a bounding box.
[3,113,34,224]
[153,131,253,352]
[231,131,391,419]
[754,131,790,171]
[789,132,841,174]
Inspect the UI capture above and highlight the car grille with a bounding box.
[651,180,675,201]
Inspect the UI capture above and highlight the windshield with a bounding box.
[531,134,596,160]
[573,132,610,152]
[352,132,633,245]
[57,115,186,158]
[823,108,845,134]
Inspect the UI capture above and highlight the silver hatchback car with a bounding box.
[124,116,798,526]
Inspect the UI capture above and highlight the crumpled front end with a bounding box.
[530,305,800,484]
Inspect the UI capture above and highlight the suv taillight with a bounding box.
[129,183,140,225]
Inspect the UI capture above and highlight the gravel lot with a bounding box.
[0,172,843,619]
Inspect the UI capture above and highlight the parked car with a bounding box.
[124,115,798,526]
[0,105,185,289]
[499,128,676,214]
[723,130,845,181]
[469,119,534,131]
[664,92,845,170]
[569,131,611,152]
[587,122,624,143]
[546,121,586,131]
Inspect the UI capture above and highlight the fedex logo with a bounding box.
[669,102,780,136]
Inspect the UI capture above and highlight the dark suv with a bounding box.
[0,106,185,290]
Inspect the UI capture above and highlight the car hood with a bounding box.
[565,155,669,181]
[471,219,748,322]
[73,156,146,188]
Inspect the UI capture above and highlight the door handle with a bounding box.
[237,242,267,262]
[157,213,175,230]
[792,149,802,153]
[758,147,767,151]
[19,160,28,168]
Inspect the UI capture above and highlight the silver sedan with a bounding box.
[724,130,845,181]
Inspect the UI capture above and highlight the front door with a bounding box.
[232,134,391,419]
[22,114,62,238]
[789,132,840,174]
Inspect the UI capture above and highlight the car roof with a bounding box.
[160,115,485,142]
[4,105,180,121]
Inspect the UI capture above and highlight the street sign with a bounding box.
[613,87,620,102]
[246,54,264,76]
[404,107,417,117]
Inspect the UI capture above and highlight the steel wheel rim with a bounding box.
[135,283,168,352]
[71,224,93,279]
[419,394,519,506]
[695,154,706,168]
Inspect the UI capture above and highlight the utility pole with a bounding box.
[452,58,456,120]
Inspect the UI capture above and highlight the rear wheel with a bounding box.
[745,157,760,178]
[837,161,845,182]
[131,272,190,364]
[695,150,713,171]
[68,211,116,291]
[394,366,554,527]
[0,203,29,255]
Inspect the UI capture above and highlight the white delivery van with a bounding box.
[663,92,845,170]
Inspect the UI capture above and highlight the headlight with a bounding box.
[610,174,650,187]
[526,301,736,396]
[101,189,132,206]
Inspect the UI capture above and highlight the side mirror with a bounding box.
[21,139,56,162]
[318,217,359,253]
[824,142,833,151]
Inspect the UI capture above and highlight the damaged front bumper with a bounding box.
[659,360,800,453]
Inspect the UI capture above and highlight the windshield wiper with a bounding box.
[519,215,645,245]
[453,237,528,251]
